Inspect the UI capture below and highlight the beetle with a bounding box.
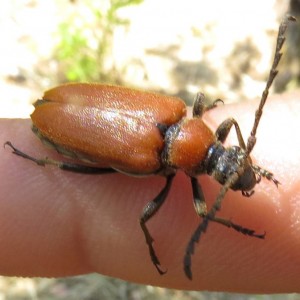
[5,15,295,279]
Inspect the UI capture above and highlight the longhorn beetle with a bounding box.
[5,15,295,279]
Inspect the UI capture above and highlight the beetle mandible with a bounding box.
[5,15,295,279]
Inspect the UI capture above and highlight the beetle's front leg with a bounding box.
[252,164,280,187]
[215,118,247,150]
[140,174,175,275]
[185,175,265,279]
[190,177,207,216]
[190,177,265,237]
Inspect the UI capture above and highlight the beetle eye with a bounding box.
[232,166,256,191]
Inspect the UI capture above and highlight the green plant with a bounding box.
[55,0,143,83]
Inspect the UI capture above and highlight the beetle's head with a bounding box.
[205,143,257,193]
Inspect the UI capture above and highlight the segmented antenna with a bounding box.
[246,15,296,155]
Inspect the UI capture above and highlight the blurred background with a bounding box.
[1,0,300,119]
[1,0,300,299]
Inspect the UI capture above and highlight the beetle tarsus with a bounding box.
[140,222,167,275]
[4,141,46,166]
[192,93,223,117]
[213,216,266,238]
[4,141,117,174]
[206,98,224,111]
[140,175,174,275]
[252,165,280,187]
[184,216,209,280]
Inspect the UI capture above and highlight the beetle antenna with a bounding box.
[246,15,296,155]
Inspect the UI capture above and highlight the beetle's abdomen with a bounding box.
[163,118,215,175]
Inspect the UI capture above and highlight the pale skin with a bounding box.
[0,93,300,293]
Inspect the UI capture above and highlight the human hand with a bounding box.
[0,93,299,293]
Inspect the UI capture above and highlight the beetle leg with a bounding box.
[184,172,237,279]
[191,176,264,235]
[191,177,207,216]
[252,164,280,187]
[185,172,265,279]
[50,162,116,174]
[193,92,223,117]
[215,118,247,150]
[4,141,116,174]
[140,174,175,275]
[212,216,265,238]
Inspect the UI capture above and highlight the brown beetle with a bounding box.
[5,15,295,279]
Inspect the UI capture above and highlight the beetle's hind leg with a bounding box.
[4,141,116,174]
[215,118,247,150]
[140,174,175,275]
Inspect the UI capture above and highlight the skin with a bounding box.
[0,93,300,293]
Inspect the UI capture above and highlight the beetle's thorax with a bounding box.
[162,117,215,176]
[203,142,257,192]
